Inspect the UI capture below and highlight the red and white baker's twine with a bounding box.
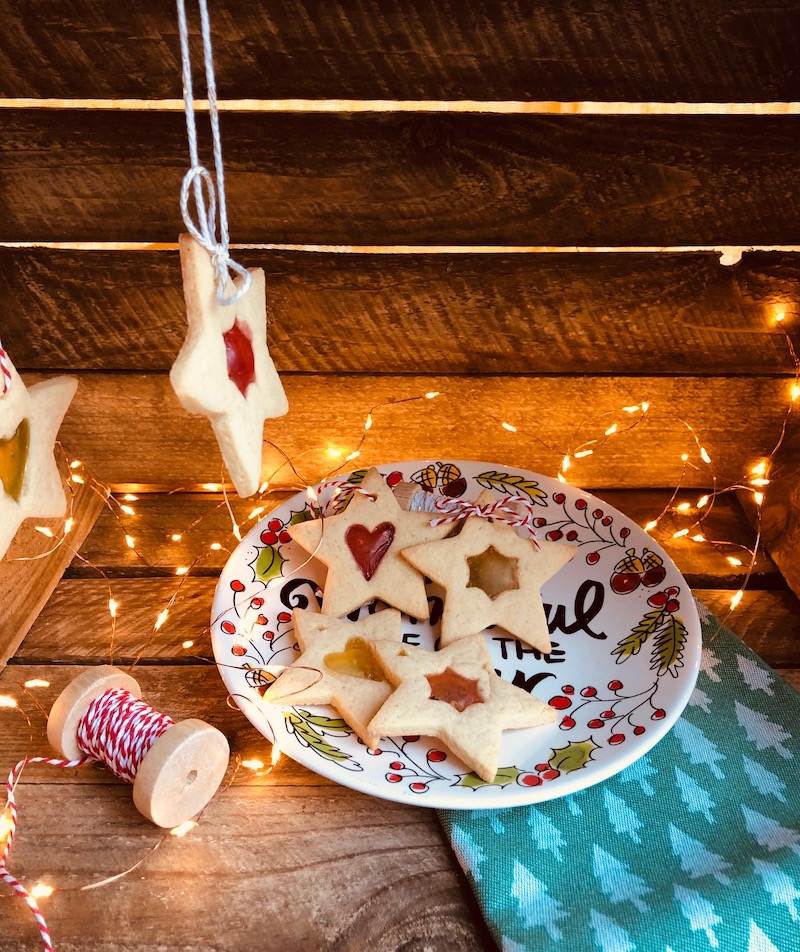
[429,494,540,543]
[0,338,12,395]
[1,689,174,951]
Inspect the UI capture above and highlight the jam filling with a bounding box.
[466,545,519,600]
[426,667,484,712]
[0,418,30,501]
[345,522,396,580]
[325,638,386,681]
[223,319,256,396]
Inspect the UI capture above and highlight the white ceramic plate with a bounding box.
[211,460,701,809]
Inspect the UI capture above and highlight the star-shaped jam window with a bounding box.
[367,636,555,782]
[401,490,575,653]
[0,353,77,560]
[288,467,453,619]
[170,234,288,498]
[262,607,403,748]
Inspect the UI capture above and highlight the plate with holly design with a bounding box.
[211,460,701,809]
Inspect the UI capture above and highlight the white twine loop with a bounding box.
[176,0,250,305]
[429,494,541,544]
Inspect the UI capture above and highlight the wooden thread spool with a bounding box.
[47,665,230,829]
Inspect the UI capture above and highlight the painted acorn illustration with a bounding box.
[610,547,666,594]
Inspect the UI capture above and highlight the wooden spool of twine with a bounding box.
[47,665,230,829]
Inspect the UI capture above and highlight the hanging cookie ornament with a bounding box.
[170,0,287,497]
[0,340,77,561]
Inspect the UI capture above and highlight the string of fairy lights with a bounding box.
[0,327,798,919]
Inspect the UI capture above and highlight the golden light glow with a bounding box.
[71,474,85,484]
[644,520,658,531]
[425,391,440,399]
[792,384,800,402]
[697,495,709,508]
[345,450,360,462]
[754,492,764,506]
[730,590,744,610]
[727,557,743,566]
[64,517,74,533]
[258,480,270,493]
[364,414,374,430]
[751,461,768,476]
[241,758,265,771]
[672,528,690,538]
[501,422,517,432]
[169,820,197,838]
[774,310,786,323]
[123,493,138,501]
[751,478,770,487]
[691,534,705,542]
[176,567,189,576]
[125,535,135,549]
[561,455,571,472]
[120,504,136,516]
[24,679,50,688]
[327,448,343,458]
[210,542,222,551]
[70,459,82,469]
[640,401,650,413]
[700,447,711,464]
[622,405,639,413]
[676,502,691,512]
[0,810,13,841]
[0,695,18,708]
[171,533,183,542]
[556,472,567,483]
[232,524,242,542]
[681,453,689,462]
[30,883,54,899]
[154,609,169,631]
[109,598,118,618]
[182,640,194,649]
[248,507,265,520]
[574,449,593,459]
[604,423,618,436]
[202,483,222,491]
[35,526,54,537]
[271,745,282,766]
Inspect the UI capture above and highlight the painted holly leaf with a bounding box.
[284,710,354,764]
[289,507,316,527]
[549,738,600,773]
[612,608,667,663]
[458,765,524,789]
[651,614,687,677]
[475,470,547,506]
[300,712,352,734]
[331,468,369,513]
[255,544,286,584]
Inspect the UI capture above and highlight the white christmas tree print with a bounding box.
[674,766,716,824]
[618,754,657,796]
[741,805,800,856]
[592,845,652,912]
[668,823,732,884]
[752,858,800,922]
[747,919,781,952]
[588,908,636,952]
[510,860,568,940]
[501,939,528,952]
[673,884,722,948]
[689,685,712,713]
[734,702,793,760]
[700,646,722,682]
[564,791,587,816]
[451,825,488,883]
[673,719,726,779]
[736,655,775,695]
[742,756,788,803]
[526,806,566,862]
[603,788,643,844]
[490,812,506,835]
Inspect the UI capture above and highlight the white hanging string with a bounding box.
[176,0,250,304]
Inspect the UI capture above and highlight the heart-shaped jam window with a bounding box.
[324,638,386,681]
[345,522,395,581]
[0,418,30,502]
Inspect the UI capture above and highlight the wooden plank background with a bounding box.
[1,249,797,375]
[2,111,800,244]
[2,0,799,101]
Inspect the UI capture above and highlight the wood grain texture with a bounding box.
[1,0,798,101]
[3,248,798,376]
[2,111,800,244]
[63,489,776,582]
[15,580,800,671]
[44,372,792,490]
[0,478,105,672]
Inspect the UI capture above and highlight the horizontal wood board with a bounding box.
[2,249,798,376]
[41,372,794,490]
[3,112,800,244]
[2,0,799,101]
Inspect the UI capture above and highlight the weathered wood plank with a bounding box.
[65,489,777,582]
[0,478,106,673]
[0,781,488,952]
[3,248,797,376]
[15,581,800,671]
[3,111,800,244]
[45,372,792,490]
[1,0,798,101]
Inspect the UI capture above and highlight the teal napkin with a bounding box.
[439,599,800,951]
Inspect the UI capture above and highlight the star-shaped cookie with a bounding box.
[367,636,555,781]
[262,607,403,747]
[288,467,453,618]
[170,234,288,498]
[0,355,77,560]
[400,490,574,652]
